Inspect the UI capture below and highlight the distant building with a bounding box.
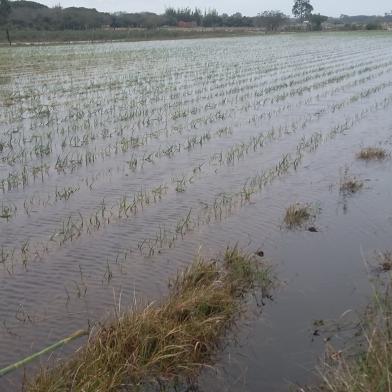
[383,22,392,31]
[177,21,197,28]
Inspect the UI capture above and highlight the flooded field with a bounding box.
[1,32,392,390]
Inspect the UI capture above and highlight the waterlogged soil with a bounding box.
[0,32,392,391]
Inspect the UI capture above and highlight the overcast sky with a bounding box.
[37,0,391,17]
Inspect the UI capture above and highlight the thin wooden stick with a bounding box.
[0,329,88,378]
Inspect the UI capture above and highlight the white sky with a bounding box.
[37,0,392,17]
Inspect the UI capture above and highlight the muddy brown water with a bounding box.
[0,32,392,391]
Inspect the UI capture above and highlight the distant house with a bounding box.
[177,21,197,28]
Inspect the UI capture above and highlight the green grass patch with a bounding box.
[25,247,273,391]
[310,268,392,392]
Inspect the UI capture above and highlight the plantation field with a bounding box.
[1,32,392,390]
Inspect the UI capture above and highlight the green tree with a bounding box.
[0,0,11,45]
[292,0,313,22]
[310,13,327,30]
[0,0,11,25]
[258,11,287,31]
[202,9,222,27]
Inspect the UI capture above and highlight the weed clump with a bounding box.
[339,167,364,195]
[284,203,318,229]
[357,147,389,161]
[316,276,392,392]
[378,251,392,272]
[340,178,363,194]
[25,248,273,391]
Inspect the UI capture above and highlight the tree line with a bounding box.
[0,0,390,44]
[0,0,329,31]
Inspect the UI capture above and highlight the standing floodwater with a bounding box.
[1,32,392,390]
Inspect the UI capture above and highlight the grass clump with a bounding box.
[283,203,318,229]
[25,248,273,392]
[378,251,392,272]
[339,178,363,194]
[339,167,364,195]
[356,147,389,161]
[316,277,392,392]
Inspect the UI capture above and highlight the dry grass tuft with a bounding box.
[284,203,318,229]
[25,248,273,392]
[357,147,389,161]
